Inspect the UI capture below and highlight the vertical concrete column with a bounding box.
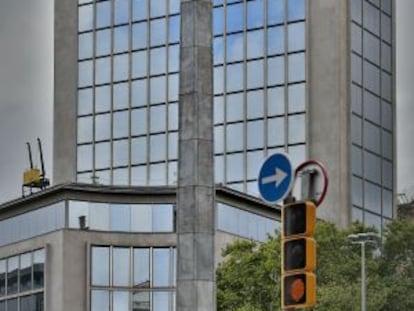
[53,0,78,184]
[177,0,215,310]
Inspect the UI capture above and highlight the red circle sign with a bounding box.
[294,159,329,207]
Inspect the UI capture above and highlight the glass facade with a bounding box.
[76,0,307,197]
[0,249,45,311]
[350,0,393,233]
[69,200,175,232]
[217,202,279,241]
[0,202,65,247]
[90,246,176,311]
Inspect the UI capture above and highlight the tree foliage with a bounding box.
[216,220,414,311]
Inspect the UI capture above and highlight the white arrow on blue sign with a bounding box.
[258,152,294,204]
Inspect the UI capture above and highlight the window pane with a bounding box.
[114,0,129,25]
[7,256,18,295]
[288,22,305,52]
[226,3,243,33]
[226,123,243,152]
[150,19,166,46]
[133,22,148,50]
[288,52,305,82]
[79,4,93,32]
[132,292,150,311]
[131,136,147,164]
[89,203,110,230]
[226,93,243,122]
[95,113,111,141]
[288,114,305,144]
[153,249,170,287]
[92,247,110,286]
[131,205,152,232]
[268,26,284,55]
[268,56,284,85]
[79,32,93,59]
[133,248,150,288]
[226,153,244,182]
[132,51,147,78]
[113,291,129,311]
[96,142,111,169]
[132,79,147,107]
[246,30,264,59]
[113,248,130,286]
[95,85,111,113]
[133,0,147,21]
[91,290,109,311]
[96,1,111,28]
[0,260,5,297]
[96,29,111,56]
[78,60,93,87]
[153,292,170,311]
[113,82,129,110]
[114,54,129,82]
[288,0,305,21]
[33,249,45,289]
[78,88,93,115]
[247,90,264,119]
[247,0,264,29]
[19,253,32,292]
[114,26,129,53]
[247,120,264,150]
[110,204,131,231]
[95,57,111,85]
[152,205,173,232]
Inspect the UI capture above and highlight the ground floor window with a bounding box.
[0,249,45,311]
[90,246,176,311]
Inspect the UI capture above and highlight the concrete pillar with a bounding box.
[177,0,215,310]
[308,0,351,228]
[53,0,78,184]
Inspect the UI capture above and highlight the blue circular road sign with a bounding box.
[258,153,294,204]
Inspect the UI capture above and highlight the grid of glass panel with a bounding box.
[90,246,175,311]
[0,202,65,247]
[77,0,307,197]
[217,202,280,241]
[69,200,174,232]
[213,0,307,196]
[77,0,180,186]
[0,249,45,311]
[350,0,393,233]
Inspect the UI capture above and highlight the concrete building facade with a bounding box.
[0,184,279,310]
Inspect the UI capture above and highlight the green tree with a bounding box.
[216,220,414,311]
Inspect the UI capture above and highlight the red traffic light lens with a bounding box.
[284,274,307,305]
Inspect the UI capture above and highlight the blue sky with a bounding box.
[0,0,412,203]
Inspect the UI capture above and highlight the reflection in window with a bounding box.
[217,203,279,241]
[91,247,175,310]
[227,3,243,33]
[91,290,109,311]
[96,1,111,29]
[287,0,305,21]
[113,248,130,286]
[288,22,305,52]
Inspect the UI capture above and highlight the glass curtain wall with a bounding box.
[76,0,307,197]
[77,0,180,186]
[213,0,307,196]
[350,0,393,233]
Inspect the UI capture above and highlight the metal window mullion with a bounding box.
[110,0,115,185]
[361,0,366,224]
[242,0,247,192]
[127,0,133,186]
[263,0,269,156]
[378,4,384,223]
[91,0,98,181]
[145,0,150,185]
[283,0,288,152]
[304,0,309,160]
[223,1,228,186]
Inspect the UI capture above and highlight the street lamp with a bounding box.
[347,232,378,311]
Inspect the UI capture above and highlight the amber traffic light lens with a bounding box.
[284,274,306,305]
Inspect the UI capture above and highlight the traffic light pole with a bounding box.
[361,242,366,311]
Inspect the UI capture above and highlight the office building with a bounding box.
[54,0,395,231]
[0,0,396,310]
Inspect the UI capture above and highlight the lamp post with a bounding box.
[347,232,378,311]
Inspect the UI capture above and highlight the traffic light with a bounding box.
[282,201,317,309]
